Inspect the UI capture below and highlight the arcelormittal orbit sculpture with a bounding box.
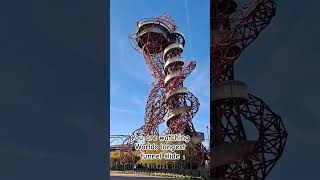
[120,14,208,164]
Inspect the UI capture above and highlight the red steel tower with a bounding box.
[120,14,208,164]
[211,0,287,179]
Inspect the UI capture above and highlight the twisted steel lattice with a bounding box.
[120,14,208,164]
[211,0,287,179]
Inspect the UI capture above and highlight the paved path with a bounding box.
[110,171,180,180]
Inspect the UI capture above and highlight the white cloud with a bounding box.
[110,81,120,95]
[131,96,145,106]
[110,106,131,113]
[184,0,193,58]
[110,105,143,115]
[186,68,210,99]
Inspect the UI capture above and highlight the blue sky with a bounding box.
[110,0,210,145]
